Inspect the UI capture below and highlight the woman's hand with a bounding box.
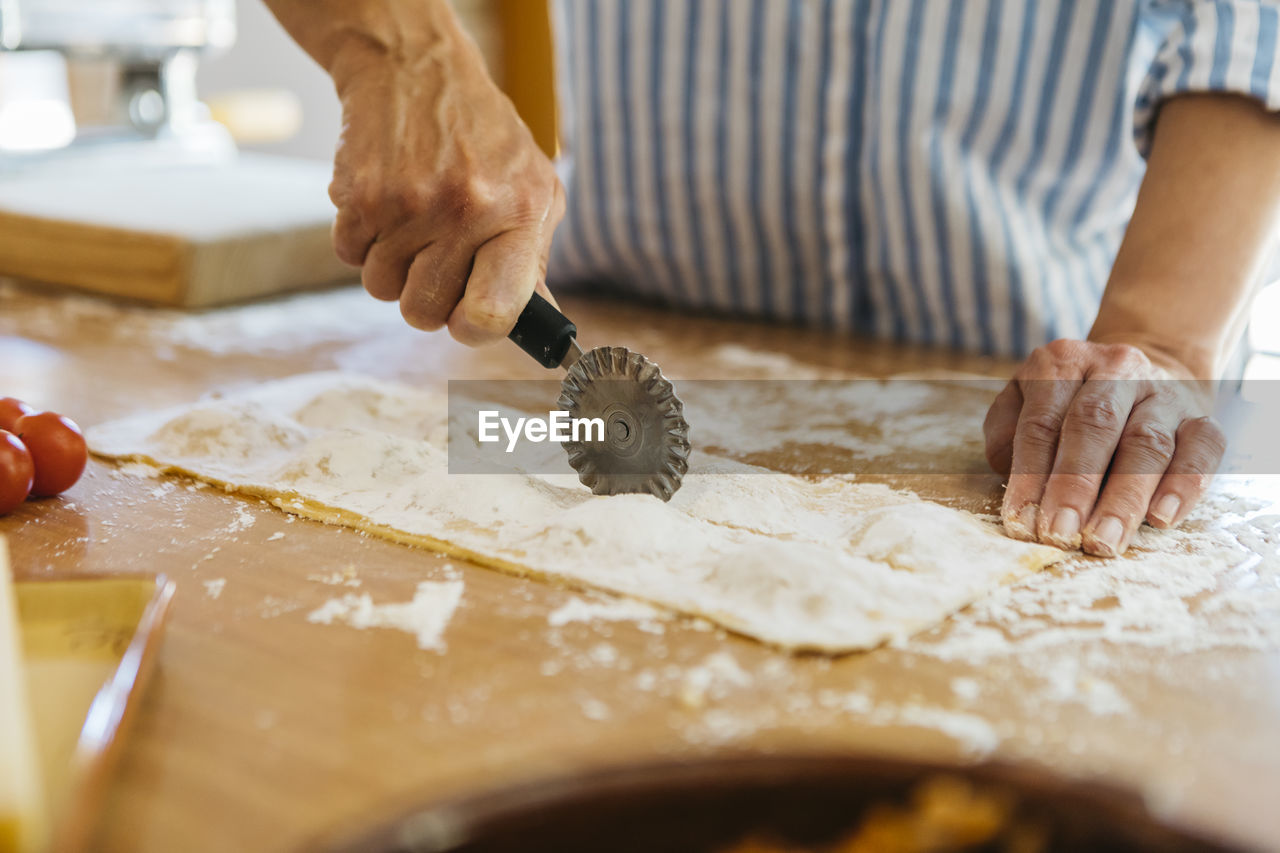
[983,339,1225,556]
[326,31,565,344]
[982,93,1280,557]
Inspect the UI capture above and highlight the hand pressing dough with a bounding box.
[87,373,1065,652]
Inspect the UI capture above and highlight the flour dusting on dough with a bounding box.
[87,371,1066,652]
[905,488,1280,661]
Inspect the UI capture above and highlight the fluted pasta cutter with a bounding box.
[508,293,691,500]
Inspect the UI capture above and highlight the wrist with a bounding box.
[1085,328,1219,380]
[325,9,473,96]
[1088,287,1235,379]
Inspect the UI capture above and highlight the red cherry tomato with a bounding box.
[13,412,87,498]
[0,398,33,432]
[0,430,34,514]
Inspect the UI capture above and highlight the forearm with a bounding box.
[262,1,561,346]
[1090,94,1280,377]
[260,0,481,87]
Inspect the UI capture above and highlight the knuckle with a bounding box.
[1179,455,1222,482]
[505,192,545,226]
[438,174,540,228]
[1021,347,1054,374]
[1151,383,1181,407]
[327,178,347,209]
[1176,417,1228,471]
[400,297,447,331]
[328,172,357,208]
[550,179,568,223]
[394,177,478,221]
[1205,429,1228,461]
[455,173,506,215]
[984,440,1012,475]
[1019,410,1065,448]
[1121,420,1176,461]
[1187,416,1228,454]
[446,316,486,346]
[1096,493,1148,524]
[400,276,458,331]
[983,409,1008,438]
[981,407,998,435]
[1103,342,1149,370]
[465,173,504,209]
[361,262,401,301]
[1019,340,1082,380]
[391,181,436,216]
[361,272,387,299]
[1044,471,1097,500]
[1044,338,1081,360]
[503,174,560,227]
[461,295,519,337]
[984,384,1019,427]
[333,235,363,267]
[341,176,381,218]
[1068,394,1124,434]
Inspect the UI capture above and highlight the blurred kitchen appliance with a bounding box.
[0,0,353,307]
[0,0,236,158]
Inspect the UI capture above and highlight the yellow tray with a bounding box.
[16,575,174,853]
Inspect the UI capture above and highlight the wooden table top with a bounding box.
[0,281,1276,853]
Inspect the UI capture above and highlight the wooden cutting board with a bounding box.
[0,153,355,307]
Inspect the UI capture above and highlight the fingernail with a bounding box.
[1090,516,1125,557]
[1151,494,1181,526]
[1005,504,1038,540]
[1048,508,1081,549]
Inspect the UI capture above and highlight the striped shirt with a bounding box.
[545,0,1280,357]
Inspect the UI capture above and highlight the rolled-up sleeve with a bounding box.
[1135,1,1280,156]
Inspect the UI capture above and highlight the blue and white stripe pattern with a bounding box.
[546,0,1280,357]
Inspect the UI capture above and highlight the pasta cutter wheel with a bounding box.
[507,293,691,501]
[557,346,690,501]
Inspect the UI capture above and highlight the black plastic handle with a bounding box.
[508,292,577,368]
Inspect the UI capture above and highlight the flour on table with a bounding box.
[258,595,300,618]
[1039,659,1131,716]
[203,578,226,600]
[678,652,754,708]
[701,344,846,379]
[86,371,1065,652]
[148,481,177,499]
[0,281,390,357]
[577,697,611,721]
[949,677,981,702]
[227,504,256,533]
[879,705,1000,756]
[547,596,669,628]
[306,579,464,651]
[307,567,361,588]
[810,690,998,755]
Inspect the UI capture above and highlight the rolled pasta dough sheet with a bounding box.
[87,372,1065,652]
